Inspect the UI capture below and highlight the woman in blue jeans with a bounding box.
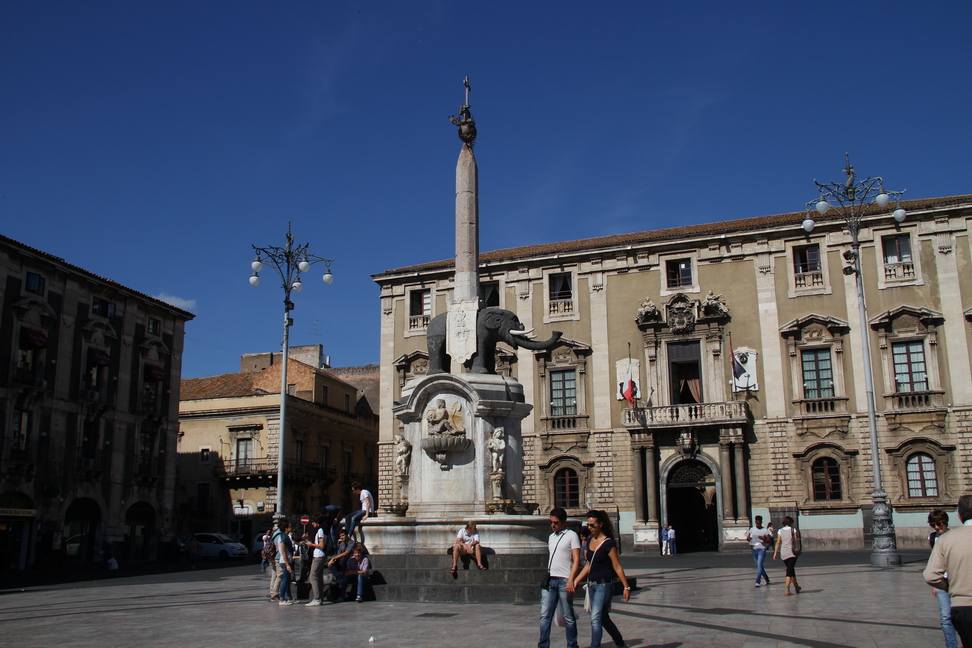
[276,519,296,605]
[572,510,630,648]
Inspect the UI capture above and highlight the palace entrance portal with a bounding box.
[665,459,718,553]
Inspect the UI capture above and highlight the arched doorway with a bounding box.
[124,502,156,562]
[64,498,102,564]
[665,459,718,553]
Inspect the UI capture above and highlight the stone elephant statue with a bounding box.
[426,307,562,375]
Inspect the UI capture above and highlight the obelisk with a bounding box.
[446,77,479,365]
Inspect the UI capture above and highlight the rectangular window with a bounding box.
[554,468,579,508]
[294,439,305,465]
[344,393,351,412]
[907,454,938,497]
[801,349,834,399]
[235,438,252,468]
[793,244,823,288]
[549,273,572,300]
[148,318,162,335]
[25,272,45,295]
[199,447,211,464]
[883,234,916,281]
[480,281,500,308]
[287,384,296,395]
[551,369,577,416]
[666,259,692,289]
[320,385,329,406]
[893,341,928,392]
[410,289,431,316]
[92,298,116,318]
[812,458,842,501]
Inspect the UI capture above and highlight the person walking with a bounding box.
[927,509,957,648]
[925,495,972,647]
[747,515,773,587]
[276,519,296,605]
[303,514,329,606]
[538,507,581,648]
[573,510,630,648]
[772,516,801,595]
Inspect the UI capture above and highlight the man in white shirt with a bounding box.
[539,507,580,648]
[746,515,773,587]
[346,482,373,542]
[303,514,329,605]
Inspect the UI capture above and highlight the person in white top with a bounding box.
[346,482,373,541]
[538,507,581,648]
[746,515,773,587]
[303,514,329,605]
[451,521,485,573]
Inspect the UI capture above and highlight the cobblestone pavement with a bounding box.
[0,551,943,647]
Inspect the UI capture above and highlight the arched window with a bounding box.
[811,457,842,501]
[906,453,939,497]
[554,468,579,508]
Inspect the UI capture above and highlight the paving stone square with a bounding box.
[0,551,944,647]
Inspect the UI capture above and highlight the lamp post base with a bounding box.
[869,489,902,567]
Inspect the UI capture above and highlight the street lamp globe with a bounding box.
[323,269,334,284]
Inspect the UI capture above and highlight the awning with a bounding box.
[144,364,166,381]
[88,348,111,366]
[20,328,48,349]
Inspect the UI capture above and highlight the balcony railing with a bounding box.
[623,401,749,429]
[408,314,430,331]
[884,262,916,281]
[548,299,574,316]
[540,414,590,432]
[215,457,325,482]
[794,397,848,416]
[794,271,824,289]
[889,390,945,410]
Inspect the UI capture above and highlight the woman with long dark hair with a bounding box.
[571,510,630,648]
[772,516,802,595]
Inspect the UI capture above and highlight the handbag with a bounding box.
[791,528,802,556]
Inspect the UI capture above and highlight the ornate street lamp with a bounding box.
[250,223,333,523]
[802,154,904,567]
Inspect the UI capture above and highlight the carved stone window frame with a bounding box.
[542,266,581,324]
[781,314,850,416]
[535,339,591,432]
[404,285,435,337]
[875,228,924,289]
[885,437,955,506]
[785,238,833,298]
[658,252,699,297]
[539,454,595,517]
[869,306,944,409]
[792,442,859,508]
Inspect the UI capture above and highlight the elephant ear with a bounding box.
[479,310,510,330]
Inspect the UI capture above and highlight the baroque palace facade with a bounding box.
[373,194,972,552]
[0,234,193,571]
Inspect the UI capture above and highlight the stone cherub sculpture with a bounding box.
[486,428,506,473]
[636,297,660,323]
[395,433,412,476]
[426,399,465,436]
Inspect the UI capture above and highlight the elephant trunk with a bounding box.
[511,330,563,350]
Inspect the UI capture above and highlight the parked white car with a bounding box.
[191,533,248,559]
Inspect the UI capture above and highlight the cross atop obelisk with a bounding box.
[446,78,479,365]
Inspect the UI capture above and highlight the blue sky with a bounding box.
[3,2,970,379]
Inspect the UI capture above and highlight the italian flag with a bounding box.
[622,360,636,406]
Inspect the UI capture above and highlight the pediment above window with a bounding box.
[82,319,118,345]
[869,305,943,334]
[534,338,591,365]
[13,295,56,328]
[139,338,170,361]
[780,314,849,342]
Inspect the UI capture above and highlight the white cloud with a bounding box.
[154,292,197,312]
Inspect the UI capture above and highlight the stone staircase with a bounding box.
[370,552,547,603]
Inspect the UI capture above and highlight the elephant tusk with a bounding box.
[509,328,536,339]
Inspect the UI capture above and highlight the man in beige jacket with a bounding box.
[924,494,972,647]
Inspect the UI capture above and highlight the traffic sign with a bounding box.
[300,515,310,525]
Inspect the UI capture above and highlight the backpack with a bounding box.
[263,534,277,562]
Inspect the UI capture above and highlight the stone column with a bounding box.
[645,444,658,523]
[631,446,645,524]
[733,438,747,523]
[720,440,734,520]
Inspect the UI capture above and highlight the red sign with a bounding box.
[300,515,309,525]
